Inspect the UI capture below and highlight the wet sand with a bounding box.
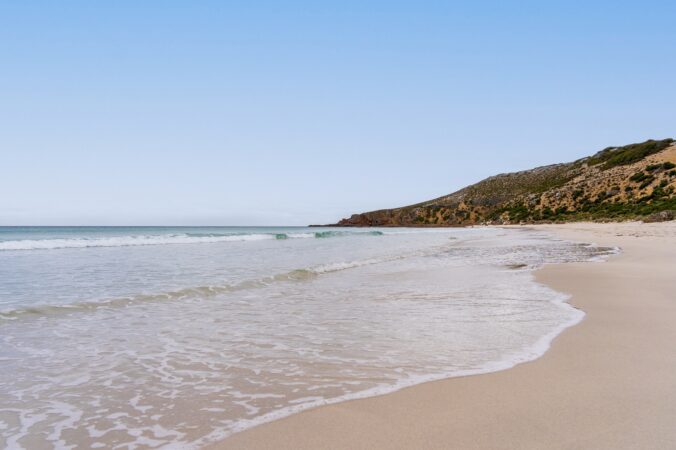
[213,221,676,450]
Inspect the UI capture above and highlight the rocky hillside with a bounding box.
[330,139,676,226]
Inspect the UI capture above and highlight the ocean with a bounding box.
[0,226,617,449]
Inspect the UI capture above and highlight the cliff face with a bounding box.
[332,139,676,226]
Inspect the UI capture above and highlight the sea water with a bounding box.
[0,226,617,449]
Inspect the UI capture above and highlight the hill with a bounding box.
[329,138,676,226]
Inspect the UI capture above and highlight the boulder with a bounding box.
[643,210,675,223]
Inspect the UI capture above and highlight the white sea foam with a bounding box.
[181,285,585,450]
[0,229,389,251]
[0,233,279,250]
[0,226,618,449]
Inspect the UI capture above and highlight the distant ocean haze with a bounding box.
[0,226,617,448]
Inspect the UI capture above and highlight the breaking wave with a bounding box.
[0,230,384,251]
[0,253,407,320]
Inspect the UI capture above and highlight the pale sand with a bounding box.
[213,222,676,450]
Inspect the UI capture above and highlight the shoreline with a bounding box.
[212,221,676,449]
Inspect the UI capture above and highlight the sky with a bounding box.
[1,1,675,225]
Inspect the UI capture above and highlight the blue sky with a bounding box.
[2,1,675,225]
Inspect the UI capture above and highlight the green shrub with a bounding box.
[587,139,674,170]
[630,171,648,182]
[650,186,667,199]
[663,162,676,170]
[548,196,676,221]
[639,175,656,189]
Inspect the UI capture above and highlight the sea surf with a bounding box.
[0,226,617,449]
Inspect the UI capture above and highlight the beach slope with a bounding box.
[214,222,676,450]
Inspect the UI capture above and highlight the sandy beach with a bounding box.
[214,221,676,450]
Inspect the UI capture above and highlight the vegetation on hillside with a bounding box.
[331,138,676,226]
[586,139,674,170]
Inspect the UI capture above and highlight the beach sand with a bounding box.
[213,222,676,450]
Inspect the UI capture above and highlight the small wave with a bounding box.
[314,231,345,239]
[314,230,383,238]
[0,230,387,251]
[0,234,280,250]
[0,254,406,321]
[287,233,316,239]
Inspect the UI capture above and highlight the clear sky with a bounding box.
[2,1,675,225]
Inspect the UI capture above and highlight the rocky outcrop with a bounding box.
[643,210,675,222]
[327,139,676,226]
